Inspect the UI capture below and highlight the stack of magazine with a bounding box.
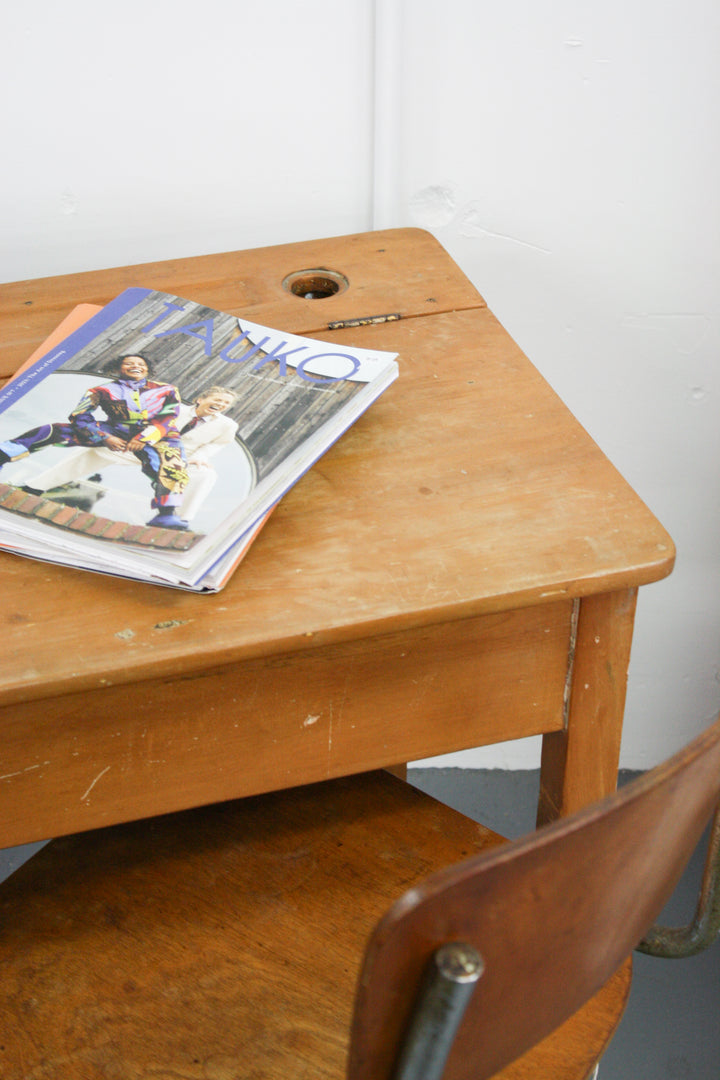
[0,288,398,592]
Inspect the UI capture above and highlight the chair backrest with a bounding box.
[349,715,720,1080]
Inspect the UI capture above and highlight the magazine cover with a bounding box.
[0,289,399,591]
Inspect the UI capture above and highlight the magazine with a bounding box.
[4,303,276,592]
[0,288,399,592]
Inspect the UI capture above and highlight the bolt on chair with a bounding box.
[1,715,719,1080]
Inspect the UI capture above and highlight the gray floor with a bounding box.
[409,768,720,1080]
[1,768,718,1077]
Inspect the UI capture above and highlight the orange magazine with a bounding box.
[20,304,103,371]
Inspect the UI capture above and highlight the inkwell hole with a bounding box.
[282,268,349,300]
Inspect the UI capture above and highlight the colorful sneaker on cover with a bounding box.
[147,512,189,531]
[0,440,31,464]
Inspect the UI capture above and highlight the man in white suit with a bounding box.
[174,387,238,519]
[24,386,239,524]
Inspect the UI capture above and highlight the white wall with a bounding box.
[0,1,375,279]
[397,1,720,770]
[1,1,718,769]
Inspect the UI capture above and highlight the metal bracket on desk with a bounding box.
[638,798,720,958]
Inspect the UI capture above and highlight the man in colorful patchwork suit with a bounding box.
[0,354,190,529]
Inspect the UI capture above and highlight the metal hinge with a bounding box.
[327,313,401,330]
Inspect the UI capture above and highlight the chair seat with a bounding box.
[0,770,629,1079]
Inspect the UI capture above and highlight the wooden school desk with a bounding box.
[0,229,674,849]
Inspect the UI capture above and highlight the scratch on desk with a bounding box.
[81,765,111,802]
[422,558,462,603]
[326,704,336,774]
[0,761,50,782]
[387,562,412,604]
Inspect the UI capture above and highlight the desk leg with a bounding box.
[537,588,638,824]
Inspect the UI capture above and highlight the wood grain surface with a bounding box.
[0,229,675,844]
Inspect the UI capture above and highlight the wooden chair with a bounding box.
[1,716,719,1080]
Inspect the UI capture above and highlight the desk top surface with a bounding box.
[0,228,674,707]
